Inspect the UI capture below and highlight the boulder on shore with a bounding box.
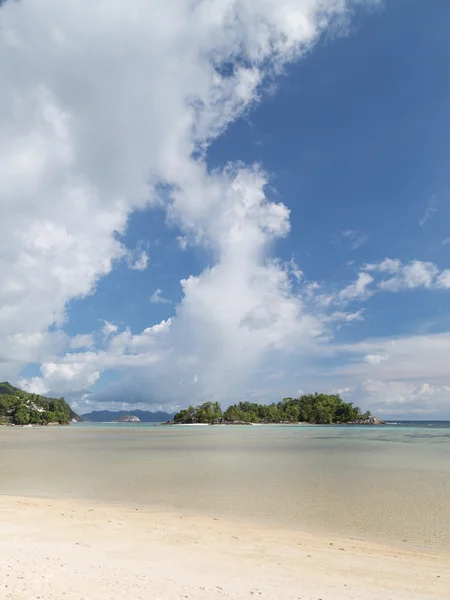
[347,416,386,425]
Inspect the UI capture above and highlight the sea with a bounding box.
[1,421,449,550]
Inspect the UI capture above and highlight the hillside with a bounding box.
[0,382,80,425]
[81,409,175,423]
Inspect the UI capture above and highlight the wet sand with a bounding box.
[1,495,449,600]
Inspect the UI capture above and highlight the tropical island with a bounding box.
[171,394,385,425]
[0,382,80,426]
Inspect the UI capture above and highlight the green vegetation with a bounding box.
[173,394,372,425]
[0,382,80,426]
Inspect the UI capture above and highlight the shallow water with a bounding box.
[1,424,449,549]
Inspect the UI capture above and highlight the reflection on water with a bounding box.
[1,424,449,549]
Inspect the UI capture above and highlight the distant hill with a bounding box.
[0,382,80,425]
[81,409,175,423]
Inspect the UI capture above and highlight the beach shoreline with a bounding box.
[1,494,448,600]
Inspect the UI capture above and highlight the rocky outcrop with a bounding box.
[115,415,141,423]
[347,416,386,425]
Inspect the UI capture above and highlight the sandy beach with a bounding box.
[1,494,449,600]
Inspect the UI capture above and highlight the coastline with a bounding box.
[1,494,448,600]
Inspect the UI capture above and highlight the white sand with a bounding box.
[1,496,448,600]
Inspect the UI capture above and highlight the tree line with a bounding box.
[0,382,77,426]
[173,394,371,425]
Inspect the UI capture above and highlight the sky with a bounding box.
[1,0,450,418]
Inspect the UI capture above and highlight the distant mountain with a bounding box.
[81,409,175,423]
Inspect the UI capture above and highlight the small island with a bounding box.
[170,394,386,425]
[115,414,141,423]
[0,382,80,426]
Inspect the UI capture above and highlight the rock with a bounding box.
[347,416,386,425]
[115,414,141,423]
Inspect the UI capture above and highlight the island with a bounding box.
[0,382,80,426]
[169,394,386,425]
[115,414,141,423]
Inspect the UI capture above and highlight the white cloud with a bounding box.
[70,334,94,349]
[21,319,172,395]
[129,250,149,271]
[177,236,189,251]
[341,229,368,250]
[150,289,171,304]
[327,310,364,323]
[336,332,450,382]
[364,353,388,365]
[18,377,50,396]
[364,258,401,274]
[332,387,352,396]
[437,270,450,289]
[20,362,101,396]
[0,0,366,382]
[379,261,438,291]
[338,272,374,301]
[360,379,450,417]
[40,362,101,394]
[102,321,118,337]
[419,195,437,226]
[364,259,441,291]
[298,332,450,417]
[312,273,374,308]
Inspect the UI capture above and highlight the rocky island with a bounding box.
[169,394,386,426]
[115,414,141,423]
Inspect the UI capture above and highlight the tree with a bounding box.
[0,397,9,417]
[173,405,196,424]
[13,405,30,425]
[192,401,222,423]
[41,411,55,425]
[29,410,41,425]
[173,393,368,425]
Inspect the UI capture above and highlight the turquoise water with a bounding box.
[1,423,449,549]
[75,419,450,428]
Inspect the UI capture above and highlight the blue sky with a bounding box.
[1,0,450,418]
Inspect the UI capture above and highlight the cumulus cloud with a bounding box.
[1,0,369,398]
[363,259,446,291]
